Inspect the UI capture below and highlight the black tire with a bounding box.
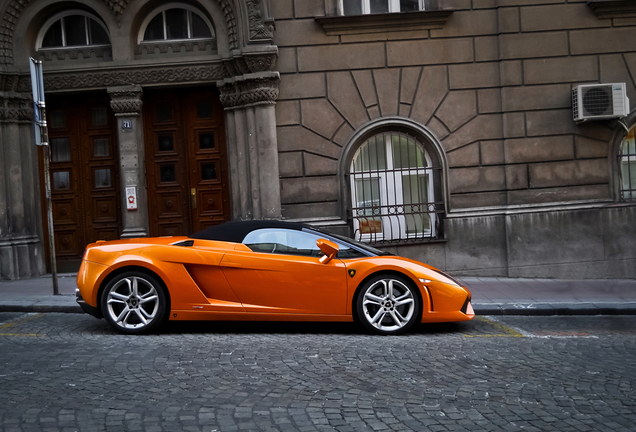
[355,274,421,335]
[101,270,167,335]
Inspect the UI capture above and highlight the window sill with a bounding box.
[136,39,217,55]
[588,0,636,19]
[315,9,454,36]
[367,237,447,247]
[37,45,112,61]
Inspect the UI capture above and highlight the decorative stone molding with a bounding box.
[108,86,143,116]
[246,0,274,41]
[0,92,34,123]
[223,52,277,76]
[218,0,238,50]
[315,9,454,35]
[588,0,636,19]
[43,63,228,90]
[244,53,277,73]
[223,57,251,77]
[103,0,130,18]
[136,39,217,55]
[0,72,21,92]
[218,72,279,109]
[37,46,112,62]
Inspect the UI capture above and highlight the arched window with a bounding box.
[350,131,440,244]
[619,128,636,200]
[38,11,110,49]
[140,6,214,42]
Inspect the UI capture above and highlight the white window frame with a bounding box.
[350,133,436,242]
[138,3,215,44]
[338,0,426,15]
[619,128,636,201]
[37,10,110,49]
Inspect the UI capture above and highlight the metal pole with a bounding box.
[42,142,59,295]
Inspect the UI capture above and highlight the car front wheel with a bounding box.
[356,275,421,335]
[101,271,167,334]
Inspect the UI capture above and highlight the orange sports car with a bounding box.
[76,220,474,335]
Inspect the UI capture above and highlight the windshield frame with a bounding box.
[302,227,393,258]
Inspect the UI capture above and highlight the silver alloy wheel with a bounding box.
[361,278,415,332]
[105,276,160,330]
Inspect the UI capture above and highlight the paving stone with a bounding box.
[0,314,635,431]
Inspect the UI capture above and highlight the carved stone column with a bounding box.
[219,72,281,220]
[0,73,46,279]
[107,85,149,238]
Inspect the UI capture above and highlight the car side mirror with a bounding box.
[317,239,339,264]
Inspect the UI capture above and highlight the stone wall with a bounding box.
[0,83,45,279]
[271,0,636,278]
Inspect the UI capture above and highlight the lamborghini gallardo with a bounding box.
[76,220,474,335]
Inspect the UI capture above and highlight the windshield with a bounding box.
[303,227,393,257]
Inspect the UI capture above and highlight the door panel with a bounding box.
[145,95,189,236]
[145,87,230,236]
[42,94,121,269]
[220,253,348,315]
[85,101,119,244]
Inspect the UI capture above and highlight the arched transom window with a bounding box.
[38,11,110,49]
[619,128,636,200]
[350,132,439,244]
[141,5,214,42]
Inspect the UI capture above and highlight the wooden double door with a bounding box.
[144,88,230,236]
[43,94,121,270]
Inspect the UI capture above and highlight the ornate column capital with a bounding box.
[107,85,143,117]
[218,72,279,110]
[0,92,34,124]
[0,72,32,123]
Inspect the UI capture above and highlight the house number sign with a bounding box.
[122,119,133,132]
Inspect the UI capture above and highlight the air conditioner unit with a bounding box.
[572,83,630,122]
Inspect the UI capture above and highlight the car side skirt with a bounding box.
[169,311,354,322]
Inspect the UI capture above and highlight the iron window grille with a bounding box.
[619,128,636,201]
[349,131,443,246]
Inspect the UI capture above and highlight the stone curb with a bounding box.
[473,302,636,316]
[0,304,83,313]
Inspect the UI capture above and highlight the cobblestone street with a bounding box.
[1,313,635,432]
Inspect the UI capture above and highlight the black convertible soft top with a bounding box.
[190,219,391,257]
[189,220,310,243]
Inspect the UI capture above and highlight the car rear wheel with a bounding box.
[101,271,167,334]
[356,275,421,335]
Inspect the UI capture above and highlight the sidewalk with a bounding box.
[0,274,635,315]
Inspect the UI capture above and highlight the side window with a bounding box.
[242,228,365,258]
[243,229,323,256]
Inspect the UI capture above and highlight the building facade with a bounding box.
[1,0,636,280]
